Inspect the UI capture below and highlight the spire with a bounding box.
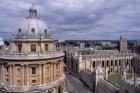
[29,4,37,17]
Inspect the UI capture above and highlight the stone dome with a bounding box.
[14,5,51,39]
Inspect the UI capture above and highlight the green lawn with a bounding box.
[68,90,76,93]
[108,73,132,85]
[108,74,120,85]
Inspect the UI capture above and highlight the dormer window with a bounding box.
[31,28,35,33]
[44,29,47,33]
[18,28,22,32]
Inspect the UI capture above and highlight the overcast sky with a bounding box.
[0,0,140,40]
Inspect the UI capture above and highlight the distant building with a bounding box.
[119,36,128,51]
[134,41,140,54]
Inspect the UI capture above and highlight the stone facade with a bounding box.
[66,48,133,77]
[0,5,65,93]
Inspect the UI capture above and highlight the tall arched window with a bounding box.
[102,61,104,67]
[93,61,95,68]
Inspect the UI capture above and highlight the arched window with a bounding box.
[119,60,121,66]
[102,61,104,67]
[111,60,113,67]
[17,43,22,52]
[115,60,117,66]
[107,60,109,67]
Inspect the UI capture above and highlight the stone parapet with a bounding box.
[0,51,64,60]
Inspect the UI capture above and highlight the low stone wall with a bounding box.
[79,70,95,91]
[65,79,77,93]
[96,80,119,93]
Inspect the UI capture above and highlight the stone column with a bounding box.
[9,65,13,85]
[51,62,54,81]
[61,60,64,75]
[13,65,16,86]
[38,64,42,85]
[1,64,5,83]
[26,65,30,86]
[22,65,25,86]
[109,60,111,74]
[43,64,46,84]
[113,59,115,73]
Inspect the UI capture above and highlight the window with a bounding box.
[93,61,95,68]
[31,28,35,33]
[107,60,109,67]
[31,44,36,52]
[127,59,129,65]
[18,80,21,83]
[119,60,121,66]
[45,44,48,51]
[115,60,117,66]
[32,67,36,74]
[102,61,104,67]
[17,44,22,52]
[32,80,36,84]
[111,60,113,66]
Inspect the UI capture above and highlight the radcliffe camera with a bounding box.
[0,1,139,93]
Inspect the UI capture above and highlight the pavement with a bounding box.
[65,71,93,93]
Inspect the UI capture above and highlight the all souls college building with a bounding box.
[0,5,65,93]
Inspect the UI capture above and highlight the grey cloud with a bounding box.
[0,0,140,40]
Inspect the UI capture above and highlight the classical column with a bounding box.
[60,60,64,76]
[21,65,25,86]
[13,65,16,86]
[1,64,5,83]
[26,65,29,86]
[38,64,42,85]
[9,65,13,85]
[43,64,46,84]
[50,62,54,81]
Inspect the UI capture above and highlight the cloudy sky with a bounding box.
[0,0,140,40]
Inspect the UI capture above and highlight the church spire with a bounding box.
[29,4,37,17]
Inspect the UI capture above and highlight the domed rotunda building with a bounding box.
[0,5,65,93]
